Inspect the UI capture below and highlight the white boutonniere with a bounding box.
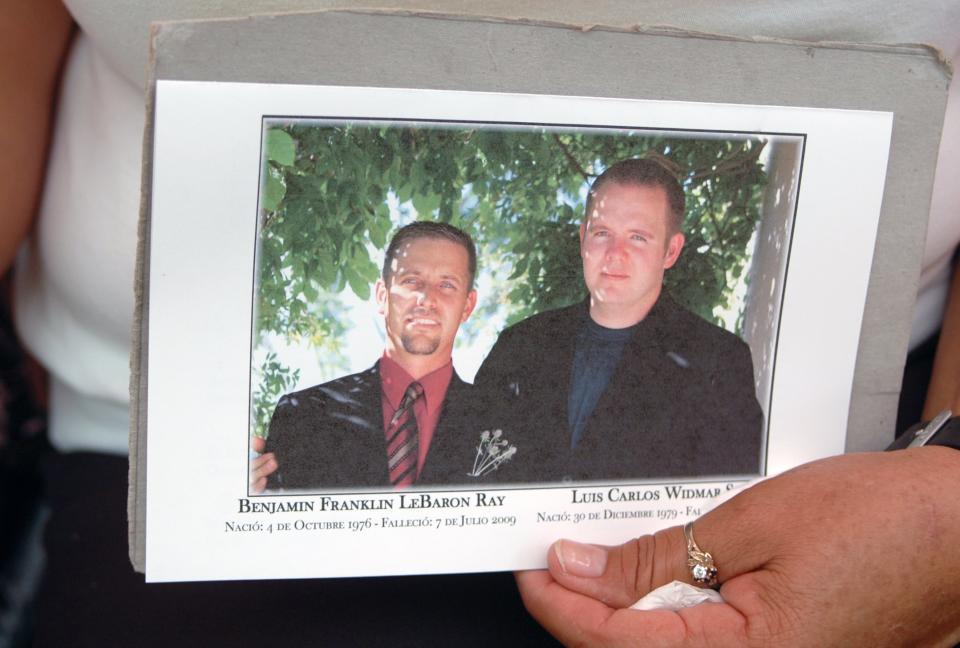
[469,429,517,477]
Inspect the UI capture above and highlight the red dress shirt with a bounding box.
[378,354,453,478]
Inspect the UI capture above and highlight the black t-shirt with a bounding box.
[567,316,638,448]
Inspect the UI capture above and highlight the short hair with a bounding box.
[382,221,478,288]
[585,158,686,234]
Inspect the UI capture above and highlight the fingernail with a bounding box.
[554,539,607,577]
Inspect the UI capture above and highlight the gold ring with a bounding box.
[683,522,718,587]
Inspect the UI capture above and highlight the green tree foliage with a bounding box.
[251,121,767,438]
[251,352,300,440]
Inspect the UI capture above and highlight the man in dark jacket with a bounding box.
[474,158,763,483]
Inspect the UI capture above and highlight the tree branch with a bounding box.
[552,133,592,182]
[690,140,766,181]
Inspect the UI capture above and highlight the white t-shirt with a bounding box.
[14,0,960,453]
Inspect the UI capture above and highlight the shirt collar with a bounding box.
[379,354,453,415]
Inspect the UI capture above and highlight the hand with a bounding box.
[517,448,960,647]
[249,435,278,493]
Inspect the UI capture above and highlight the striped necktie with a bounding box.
[386,381,424,488]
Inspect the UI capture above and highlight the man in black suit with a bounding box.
[265,222,500,492]
[474,158,763,483]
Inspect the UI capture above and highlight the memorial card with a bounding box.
[141,82,891,581]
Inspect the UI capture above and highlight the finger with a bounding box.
[249,453,277,490]
[547,493,769,608]
[515,570,620,647]
[517,569,747,647]
[545,528,686,609]
[251,454,278,479]
[250,452,274,473]
[251,436,266,454]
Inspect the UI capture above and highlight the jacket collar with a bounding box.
[575,291,680,353]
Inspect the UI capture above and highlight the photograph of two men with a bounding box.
[249,119,798,494]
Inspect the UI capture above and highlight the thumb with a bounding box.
[545,528,688,609]
[547,511,753,609]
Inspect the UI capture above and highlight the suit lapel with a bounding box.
[578,295,679,447]
[358,362,391,485]
[533,301,586,447]
[419,371,471,483]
